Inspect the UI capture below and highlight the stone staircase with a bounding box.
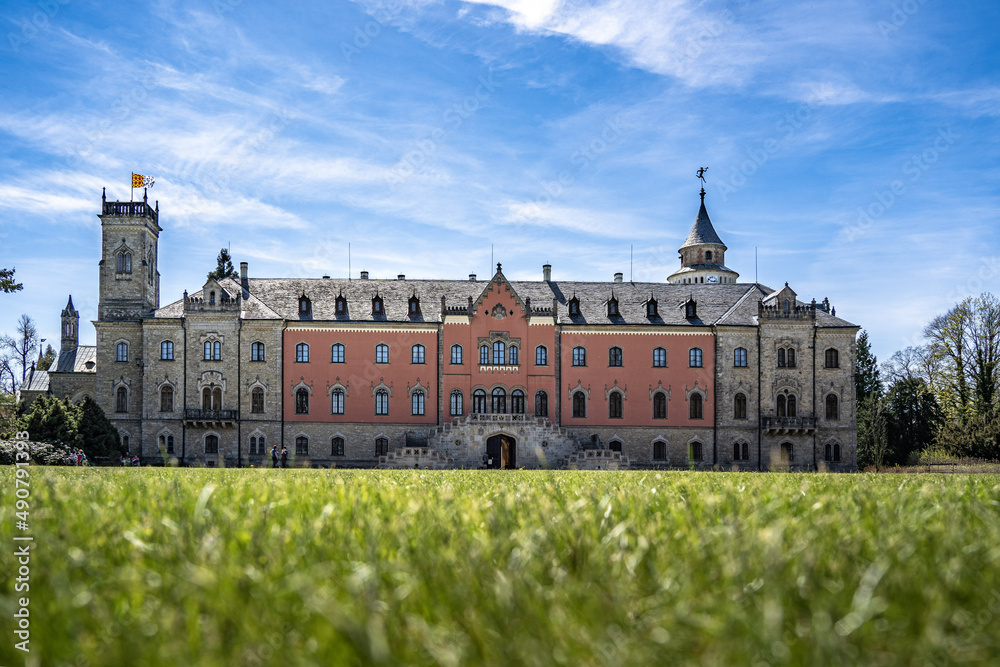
[380,414,630,470]
[379,446,454,469]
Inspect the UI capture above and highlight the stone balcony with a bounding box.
[761,415,817,435]
[185,408,239,427]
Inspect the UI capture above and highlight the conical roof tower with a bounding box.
[667,185,739,285]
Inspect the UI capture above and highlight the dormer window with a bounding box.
[568,296,580,317]
[299,295,311,315]
[685,299,697,319]
[335,294,347,315]
[408,295,420,316]
[209,291,216,305]
[646,298,658,318]
[372,294,384,316]
[607,296,619,317]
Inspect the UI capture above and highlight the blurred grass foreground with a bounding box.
[2,468,999,666]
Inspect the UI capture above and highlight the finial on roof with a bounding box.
[496,262,502,274]
[102,187,106,202]
[696,167,708,203]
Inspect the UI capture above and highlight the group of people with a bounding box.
[119,455,141,467]
[270,445,288,468]
[74,449,88,466]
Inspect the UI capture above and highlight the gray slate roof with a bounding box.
[22,368,50,392]
[149,273,857,328]
[680,200,726,249]
[53,346,97,374]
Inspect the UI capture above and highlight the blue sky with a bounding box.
[1,0,998,366]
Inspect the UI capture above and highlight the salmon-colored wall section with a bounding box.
[283,328,439,424]
[559,331,715,427]
[442,280,557,417]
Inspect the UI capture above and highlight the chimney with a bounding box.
[240,262,249,298]
[614,272,623,283]
[469,273,477,282]
[360,271,369,280]
[397,274,405,281]
[240,262,248,281]
[322,275,330,279]
[542,264,551,282]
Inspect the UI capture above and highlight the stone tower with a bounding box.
[97,188,161,319]
[667,189,740,285]
[94,188,161,455]
[61,295,79,352]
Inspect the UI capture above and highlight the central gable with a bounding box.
[472,264,527,318]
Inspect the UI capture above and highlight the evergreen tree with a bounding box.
[884,378,942,465]
[22,396,82,449]
[0,393,21,439]
[77,396,123,459]
[207,248,238,281]
[37,344,57,372]
[0,267,22,293]
[855,331,881,400]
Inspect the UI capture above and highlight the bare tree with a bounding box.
[924,301,973,420]
[967,293,1000,413]
[1,313,39,388]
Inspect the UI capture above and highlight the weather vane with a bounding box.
[696,166,708,201]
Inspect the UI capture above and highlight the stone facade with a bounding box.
[62,189,860,470]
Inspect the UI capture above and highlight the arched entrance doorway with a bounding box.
[486,434,516,469]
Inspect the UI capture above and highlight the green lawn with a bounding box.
[2,469,999,666]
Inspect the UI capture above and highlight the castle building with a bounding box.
[30,188,859,470]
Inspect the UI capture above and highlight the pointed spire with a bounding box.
[680,192,726,249]
[63,295,76,314]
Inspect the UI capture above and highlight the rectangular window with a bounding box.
[161,341,174,360]
[689,348,703,368]
[572,347,586,366]
[331,343,345,364]
[535,346,547,366]
[412,345,425,364]
[116,342,128,362]
[734,348,747,367]
[451,345,463,365]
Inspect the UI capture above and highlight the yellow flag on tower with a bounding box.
[131,173,154,188]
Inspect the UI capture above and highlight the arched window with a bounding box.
[572,391,586,418]
[734,393,747,419]
[160,386,173,412]
[204,435,218,454]
[653,347,667,368]
[450,344,463,365]
[689,441,703,461]
[331,437,345,456]
[689,393,703,420]
[166,435,174,454]
[689,348,703,368]
[204,341,212,361]
[298,296,310,315]
[534,391,548,417]
[331,343,345,363]
[249,436,257,455]
[509,346,519,366]
[473,389,486,414]
[535,346,547,366]
[375,343,389,364]
[161,341,174,361]
[572,346,586,366]
[825,348,839,368]
[295,388,309,414]
[824,443,832,461]
[124,252,132,274]
[295,436,308,455]
[826,394,839,420]
[116,386,128,413]
[480,345,489,365]
[295,343,309,363]
[450,390,463,416]
[251,387,264,413]
[777,349,786,367]
[653,440,667,461]
[609,439,623,452]
[411,391,425,416]
[116,342,128,362]
[375,437,389,456]
[412,344,425,364]
[213,341,221,360]
[608,347,623,367]
[491,387,507,414]
[492,341,506,365]
[734,348,747,367]
[116,252,124,273]
[653,391,667,419]
[609,391,623,418]
[375,389,389,415]
[335,295,347,315]
[776,394,786,417]
[834,443,841,461]
[511,389,525,414]
[787,395,797,417]
[408,295,420,316]
[787,348,796,367]
[331,389,345,415]
[257,435,265,454]
[251,341,265,362]
[122,435,129,452]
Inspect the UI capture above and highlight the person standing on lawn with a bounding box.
[271,445,278,468]
[280,446,288,469]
